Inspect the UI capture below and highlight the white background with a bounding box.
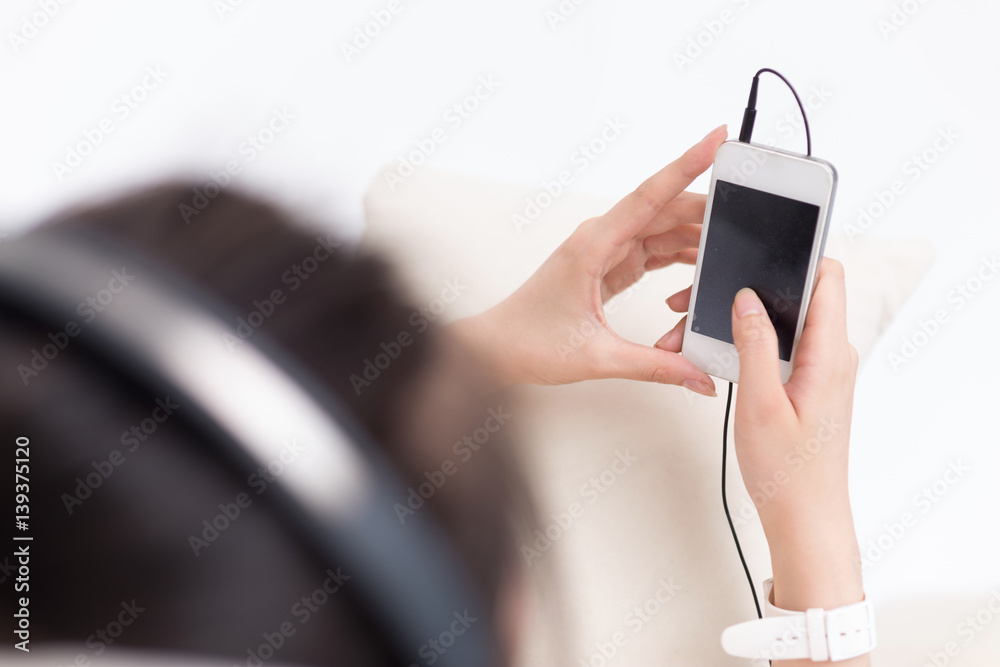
[1,0,997,628]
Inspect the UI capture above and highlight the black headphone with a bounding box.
[0,228,496,666]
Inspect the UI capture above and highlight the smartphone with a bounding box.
[682,140,838,384]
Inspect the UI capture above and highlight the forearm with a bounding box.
[765,507,870,667]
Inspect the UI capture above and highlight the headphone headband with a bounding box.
[0,229,495,666]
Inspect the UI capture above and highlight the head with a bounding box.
[0,183,539,666]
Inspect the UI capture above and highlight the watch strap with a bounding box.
[721,578,876,661]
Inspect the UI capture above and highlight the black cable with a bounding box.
[720,381,763,619]
[738,67,812,156]
[721,69,813,663]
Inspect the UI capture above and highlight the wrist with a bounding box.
[767,515,864,611]
[447,308,518,390]
[758,487,854,550]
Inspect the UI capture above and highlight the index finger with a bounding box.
[595,125,726,248]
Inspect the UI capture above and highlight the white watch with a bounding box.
[721,578,876,662]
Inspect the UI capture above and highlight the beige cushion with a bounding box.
[363,165,934,665]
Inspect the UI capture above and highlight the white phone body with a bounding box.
[682,140,837,384]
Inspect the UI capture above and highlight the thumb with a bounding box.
[731,288,786,402]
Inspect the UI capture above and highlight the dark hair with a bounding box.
[0,183,531,666]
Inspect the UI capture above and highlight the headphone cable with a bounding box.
[738,67,813,157]
[723,68,813,641]
[721,380,762,618]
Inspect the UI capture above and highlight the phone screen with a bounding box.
[691,180,820,361]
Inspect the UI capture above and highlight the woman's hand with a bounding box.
[729,260,859,538]
[727,259,869,666]
[448,125,727,395]
[663,258,867,661]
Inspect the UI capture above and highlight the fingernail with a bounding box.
[702,124,727,141]
[734,287,763,318]
[683,379,717,398]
